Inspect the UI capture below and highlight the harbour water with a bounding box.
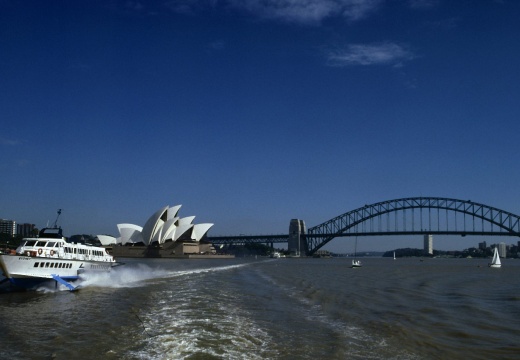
[1,257,519,359]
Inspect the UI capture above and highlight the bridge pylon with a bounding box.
[289,219,307,256]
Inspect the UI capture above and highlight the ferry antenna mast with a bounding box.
[53,209,62,228]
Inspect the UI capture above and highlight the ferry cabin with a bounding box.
[18,238,114,263]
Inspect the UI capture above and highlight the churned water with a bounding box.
[1,257,519,359]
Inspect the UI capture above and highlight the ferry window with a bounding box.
[34,262,39,267]
[50,263,54,268]
[25,240,37,246]
[35,241,47,247]
[46,242,56,247]
[45,262,49,268]
[40,263,44,267]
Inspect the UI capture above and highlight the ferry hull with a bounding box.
[0,254,113,290]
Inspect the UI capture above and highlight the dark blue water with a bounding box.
[1,257,519,359]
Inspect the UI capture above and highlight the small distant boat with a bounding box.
[393,251,396,260]
[351,237,362,268]
[488,247,501,268]
[351,259,362,268]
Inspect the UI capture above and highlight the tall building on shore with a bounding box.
[498,242,506,258]
[424,234,433,255]
[0,219,16,237]
[17,223,36,238]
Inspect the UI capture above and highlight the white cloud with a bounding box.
[0,137,20,146]
[205,39,225,54]
[408,0,438,10]
[208,39,225,50]
[162,0,383,24]
[163,0,211,14]
[326,42,415,67]
[228,0,341,24]
[340,0,383,21]
[230,0,383,24]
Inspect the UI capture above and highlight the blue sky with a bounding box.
[2,0,520,252]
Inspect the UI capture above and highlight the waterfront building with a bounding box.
[478,241,487,251]
[0,219,16,237]
[16,223,36,238]
[498,242,507,258]
[113,204,225,258]
[423,234,433,255]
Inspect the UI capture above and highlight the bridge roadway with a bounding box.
[206,197,520,255]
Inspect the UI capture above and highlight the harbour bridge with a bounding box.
[207,197,520,256]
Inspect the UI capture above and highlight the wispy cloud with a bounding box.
[125,0,145,11]
[0,137,20,146]
[208,39,225,50]
[231,0,384,24]
[408,0,438,10]
[326,42,415,67]
[163,0,205,15]
[162,0,383,24]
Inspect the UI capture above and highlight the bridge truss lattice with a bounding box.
[305,197,520,255]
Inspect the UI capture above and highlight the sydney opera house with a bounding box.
[112,204,232,258]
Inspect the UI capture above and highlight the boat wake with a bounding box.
[76,261,257,290]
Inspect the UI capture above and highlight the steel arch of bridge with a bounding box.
[305,197,520,255]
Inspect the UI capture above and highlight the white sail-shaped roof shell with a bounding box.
[167,205,182,220]
[141,206,168,245]
[160,217,179,243]
[117,224,144,244]
[117,203,214,246]
[177,216,195,226]
[173,224,193,241]
[151,225,163,244]
[97,235,116,246]
[191,223,214,241]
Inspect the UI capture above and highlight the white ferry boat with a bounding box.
[0,227,121,291]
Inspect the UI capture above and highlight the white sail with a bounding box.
[351,237,362,268]
[489,247,501,268]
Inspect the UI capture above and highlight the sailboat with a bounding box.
[393,251,396,260]
[488,247,501,268]
[351,237,362,268]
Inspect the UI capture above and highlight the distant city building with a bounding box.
[17,223,36,238]
[478,241,487,251]
[288,219,306,256]
[423,234,433,255]
[498,242,507,258]
[0,219,16,236]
